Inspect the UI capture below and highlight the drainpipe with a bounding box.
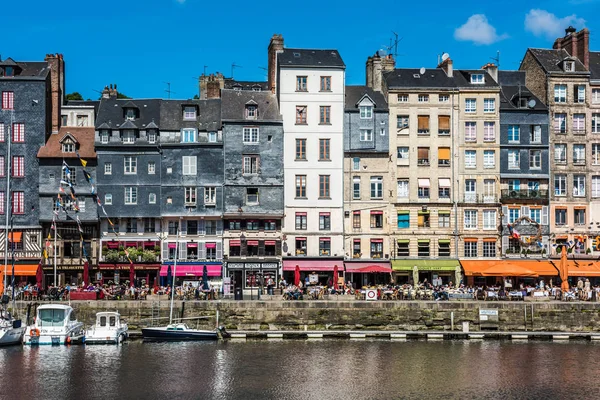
[452,89,459,260]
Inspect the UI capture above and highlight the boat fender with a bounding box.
[30,328,40,337]
[66,336,71,345]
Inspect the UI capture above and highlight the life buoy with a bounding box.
[30,328,40,337]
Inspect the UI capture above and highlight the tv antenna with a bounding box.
[490,51,500,68]
[231,63,242,79]
[258,66,268,78]
[164,82,176,99]
[387,31,403,58]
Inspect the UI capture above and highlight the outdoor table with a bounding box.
[382,290,394,300]
[486,291,498,300]
[532,291,548,297]
[508,291,523,301]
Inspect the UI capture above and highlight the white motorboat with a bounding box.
[0,309,25,346]
[23,304,85,345]
[85,311,128,344]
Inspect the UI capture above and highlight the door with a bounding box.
[465,179,476,202]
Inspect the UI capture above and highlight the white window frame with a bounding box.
[470,74,484,84]
[125,109,136,121]
[148,161,156,174]
[508,125,520,142]
[397,147,409,160]
[370,176,383,199]
[576,85,586,103]
[592,89,600,104]
[182,156,197,175]
[592,176,600,198]
[397,94,408,102]
[483,98,495,113]
[483,122,495,142]
[554,84,567,103]
[573,175,586,197]
[243,127,259,143]
[104,162,112,175]
[184,106,197,120]
[464,150,476,169]
[483,210,496,230]
[124,156,137,174]
[465,122,476,142]
[185,187,197,205]
[352,157,360,171]
[181,128,197,143]
[573,144,585,164]
[592,114,600,134]
[360,129,373,141]
[124,187,137,205]
[530,125,541,143]
[397,179,409,199]
[439,94,449,103]
[483,150,495,169]
[246,188,259,205]
[100,131,109,144]
[555,144,567,163]
[508,150,520,169]
[149,193,157,204]
[105,194,112,205]
[359,105,373,119]
[464,210,477,229]
[148,130,157,144]
[243,155,259,174]
[465,99,476,113]
[554,174,566,196]
[208,132,217,143]
[593,144,600,165]
[204,187,217,205]
[122,130,135,144]
[529,150,542,169]
[418,94,429,103]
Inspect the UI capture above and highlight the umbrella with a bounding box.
[36,262,44,288]
[167,265,172,287]
[333,265,339,290]
[202,265,209,291]
[129,262,135,287]
[559,245,570,292]
[294,265,300,286]
[82,261,89,286]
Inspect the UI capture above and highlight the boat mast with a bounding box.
[169,220,180,325]
[3,111,12,294]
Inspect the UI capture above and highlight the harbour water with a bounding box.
[1,340,598,400]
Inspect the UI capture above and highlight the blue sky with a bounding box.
[3,0,599,99]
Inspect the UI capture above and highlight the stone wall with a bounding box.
[16,300,600,332]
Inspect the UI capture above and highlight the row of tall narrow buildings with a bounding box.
[0,26,599,294]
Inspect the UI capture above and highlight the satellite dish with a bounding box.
[441,53,450,61]
[419,67,426,75]
[528,99,537,108]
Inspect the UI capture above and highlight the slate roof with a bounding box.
[0,59,49,78]
[278,48,345,68]
[499,85,547,111]
[37,127,96,159]
[526,48,588,74]
[224,79,268,91]
[95,98,162,130]
[220,89,281,121]
[498,71,526,86]
[160,99,222,132]
[344,86,388,111]
[590,52,600,80]
[453,70,499,88]
[384,68,499,89]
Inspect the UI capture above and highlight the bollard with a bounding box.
[451,312,454,331]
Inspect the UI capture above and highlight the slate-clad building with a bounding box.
[221,89,284,298]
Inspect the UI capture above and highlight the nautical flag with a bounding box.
[80,158,87,168]
[83,170,91,182]
[511,229,520,239]
[60,180,71,187]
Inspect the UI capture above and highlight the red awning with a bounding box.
[229,240,241,247]
[168,243,177,249]
[247,240,259,246]
[370,211,383,215]
[125,242,138,248]
[106,242,119,249]
[144,241,157,248]
[283,260,342,272]
[344,262,392,274]
[160,265,222,277]
[187,243,198,248]
[205,243,216,249]
[265,240,276,246]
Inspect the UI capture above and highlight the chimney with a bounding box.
[366,56,374,88]
[438,57,453,78]
[482,63,498,83]
[268,34,284,94]
[101,85,110,99]
[44,53,65,134]
[366,51,395,92]
[199,73,224,99]
[552,27,590,69]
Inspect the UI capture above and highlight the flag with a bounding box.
[83,170,91,182]
[511,229,520,239]
[80,159,87,168]
[58,186,65,193]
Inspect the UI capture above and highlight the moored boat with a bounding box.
[85,311,128,345]
[141,323,228,341]
[23,304,85,345]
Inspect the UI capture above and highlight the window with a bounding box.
[319,175,330,198]
[352,157,360,171]
[418,211,430,228]
[593,176,600,198]
[62,140,75,153]
[554,113,567,133]
[0,192,3,214]
[185,187,197,205]
[125,187,137,204]
[319,238,331,256]
[439,94,449,103]
[370,176,383,199]
[438,147,450,166]
[100,130,109,144]
[296,76,307,91]
[438,211,450,228]
[0,156,3,177]
[12,156,24,177]
[397,147,409,162]
[182,156,197,175]
[370,240,383,258]
[465,179,476,202]
[483,241,496,257]
[11,191,24,214]
[319,139,330,160]
[573,175,585,197]
[1,92,14,110]
[573,114,585,134]
[264,220,277,231]
[104,162,112,175]
[529,150,542,169]
[295,175,306,198]
[465,122,476,142]
[204,187,216,205]
[295,213,307,230]
[360,129,373,141]
[418,179,430,199]
[353,177,360,199]
[573,144,585,164]
[319,106,331,124]
[397,211,409,228]
[124,108,136,121]
[397,179,409,199]
[320,76,331,91]
[148,161,156,174]
[483,98,495,113]
[208,132,217,142]
[483,210,496,230]
[438,115,450,135]
[243,127,259,143]
[575,85,586,103]
[508,125,520,142]
[465,98,476,113]
[295,106,307,124]
[246,188,259,204]
[353,211,361,229]
[295,139,306,160]
[360,105,373,119]
[397,115,409,129]
[417,147,429,166]
[417,94,429,103]
[0,124,4,142]
[418,240,430,257]
[398,94,409,102]
[528,125,542,144]
[464,210,477,229]
[12,123,24,142]
[125,218,137,233]
[464,150,476,169]
[575,208,586,225]
[397,241,409,257]
[319,213,330,230]
[353,239,361,257]
[554,174,566,196]
[593,89,600,104]
[370,211,383,228]
[243,155,259,174]
[438,179,451,199]
[483,150,495,168]
[124,156,137,174]
[555,209,567,226]
[417,115,430,134]
[530,208,541,224]
[122,130,135,144]
[149,193,156,204]
[464,241,477,257]
[555,144,567,163]
[105,194,112,205]
[593,114,600,134]
[471,74,484,84]
[245,105,257,119]
[295,237,307,255]
[554,84,567,103]
[508,207,520,224]
[181,128,197,143]
[508,150,520,169]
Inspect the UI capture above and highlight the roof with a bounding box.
[344,86,388,110]
[65,100,100,115]
[160,99,222,131]
[37,127,97,159]
[278,48,345,68]
[221,89,281,121]
[498,71,526,86]
[0,60,49,78]
[452,70,499,88]
[526,48,588,74]
[590,52,600,80]
[36,304,74,310]
[224,79,268,91]
[499,85,547,111]
[384,68,456,89]
[95,98,162,129]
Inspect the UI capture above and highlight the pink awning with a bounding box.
[144,241,157,248]
[187,243,198,248]
[205,243,216,249]
[168,243,177,249]
[160,265,222,277]
[344,262,392,273]
[247,240,259,246]
[125,242,138,248]
[265,240,276,246]
[283,260,341,272]
[229,240,241,247]
[106,242,119,249]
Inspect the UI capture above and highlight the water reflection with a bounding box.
[0,340,597,399]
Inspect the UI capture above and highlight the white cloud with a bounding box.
[454,14,509,45]
[524,9,585,39]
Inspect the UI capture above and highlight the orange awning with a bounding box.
[8,232,22,242]
[461,260,559,277]
[1,264,38,276]
[561,260,600,277]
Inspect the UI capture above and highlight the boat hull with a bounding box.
[141,328,219,341]
[23,323,85,346]
[0,326,26,346]
[86,329,128,345]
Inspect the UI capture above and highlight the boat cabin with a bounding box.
[95,312,122,328]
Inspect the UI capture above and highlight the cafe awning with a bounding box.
[460,260,558,277]
[1,264,38,276]
[283,260,342,272]
[159,265,222,277]
[344,262,391,273]
[98,263,161,270]
[7,232,22,242]
[392,259,459,271]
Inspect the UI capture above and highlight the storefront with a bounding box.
[344,261,392,287]
[160,262,223,290]
[225,260,279,300]
[1,264,38,289]
[392,259,461,286]
[42,264,86,287]
[97,263,161,286]
[282,258,343,287]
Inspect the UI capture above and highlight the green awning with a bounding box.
[417,239,430,243]
[438,239,451,244]
[417,210,430,214]
[397,210,409,215]
[397,239,410,243]
[392,259,460,271]
[438,211,450,215]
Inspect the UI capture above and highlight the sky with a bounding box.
[3,0,599,100]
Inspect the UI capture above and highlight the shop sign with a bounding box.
[309,274,319,284]
[365,289,377,301]
[479,309,498,321]
[227,263,244,269]
[262,263,278,269]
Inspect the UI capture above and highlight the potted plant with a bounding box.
[142,250,156,263]
[105,250,119,263]
[154,245,161,252]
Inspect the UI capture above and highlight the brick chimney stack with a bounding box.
[438,57,453,78]
[482,63,498,83]
[552,26,590,69]
[44,53,65,134]
[366,51,395,92]
[101,84,119,99]
[268,34,284,94]
[199,73,224,99]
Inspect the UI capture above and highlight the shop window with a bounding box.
[397,241,409,257]
[295,238,307,256]
[418,241,430,257]
[438,241,450,257]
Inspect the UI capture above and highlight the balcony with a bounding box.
[501,189,549,201]
[462,194,498,204]
[417,159,430,166]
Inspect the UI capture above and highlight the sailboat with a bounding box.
[0,295,25,346]
[141,224,228,341]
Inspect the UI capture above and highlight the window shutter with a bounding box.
[216,220,223,235]
[276,241,282,256]
[180,220,187,235]
[502,206,508,224]
[438,147,450,160]
[162,242,169,260]
[199,243,206,259]
[542,236,549,254]
[417,148,428,159]
[502,235,509,254]
[179,242,187,259]
[521,206,530,223]
[417,116,429,130]
[192,156,197,175]
[198,219,205,235]
[216,242,223,259]
[438,115,450,130]
[541,206,549,225]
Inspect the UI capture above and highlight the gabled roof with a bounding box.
[160,99,222,131]
[0,58,49,78]
[121,100,138,109]
[0,58,18,66]
[590,52,600,80]
[384,68,456,89]
[221,89,282,121]
[278,48,345,68]
[37,127,96,159]
[344,86,388,111]
[95,98,162,129]
[97,122,111,130]
[453,70,499,88]
[223,79,268,91]
[145,120,159,129]
[59,133,78,144]
[498,71,547,111]
[525,48,589,74]
[118,120,138,129]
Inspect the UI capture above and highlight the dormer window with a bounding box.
[100,130,110,144]
[147,129,157,144]
[125,109,136,121]
[208,132,217,143]
[233,85,242,91]
[4,67,13,77]
[62,139,75,153]
[564,61,575,72]
[183,106,196,120]
[121,130,136,144]
[181,128,197,143]
[519,98,528,109]
[359,105,373,119]
[252,86,261,92]
[470,74,484,84]
[246,105,257,119]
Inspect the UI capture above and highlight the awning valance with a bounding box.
[283,260,342,272]
[460,260,558,277]
[392,259,459,271]
[8,232,22,242]
[205,243,216,249]
[418,179,430,188]
[159,265,222,277]
[1,264,38,276]
[344,262,391,273]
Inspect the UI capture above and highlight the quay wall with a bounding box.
[14,300,600,332]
